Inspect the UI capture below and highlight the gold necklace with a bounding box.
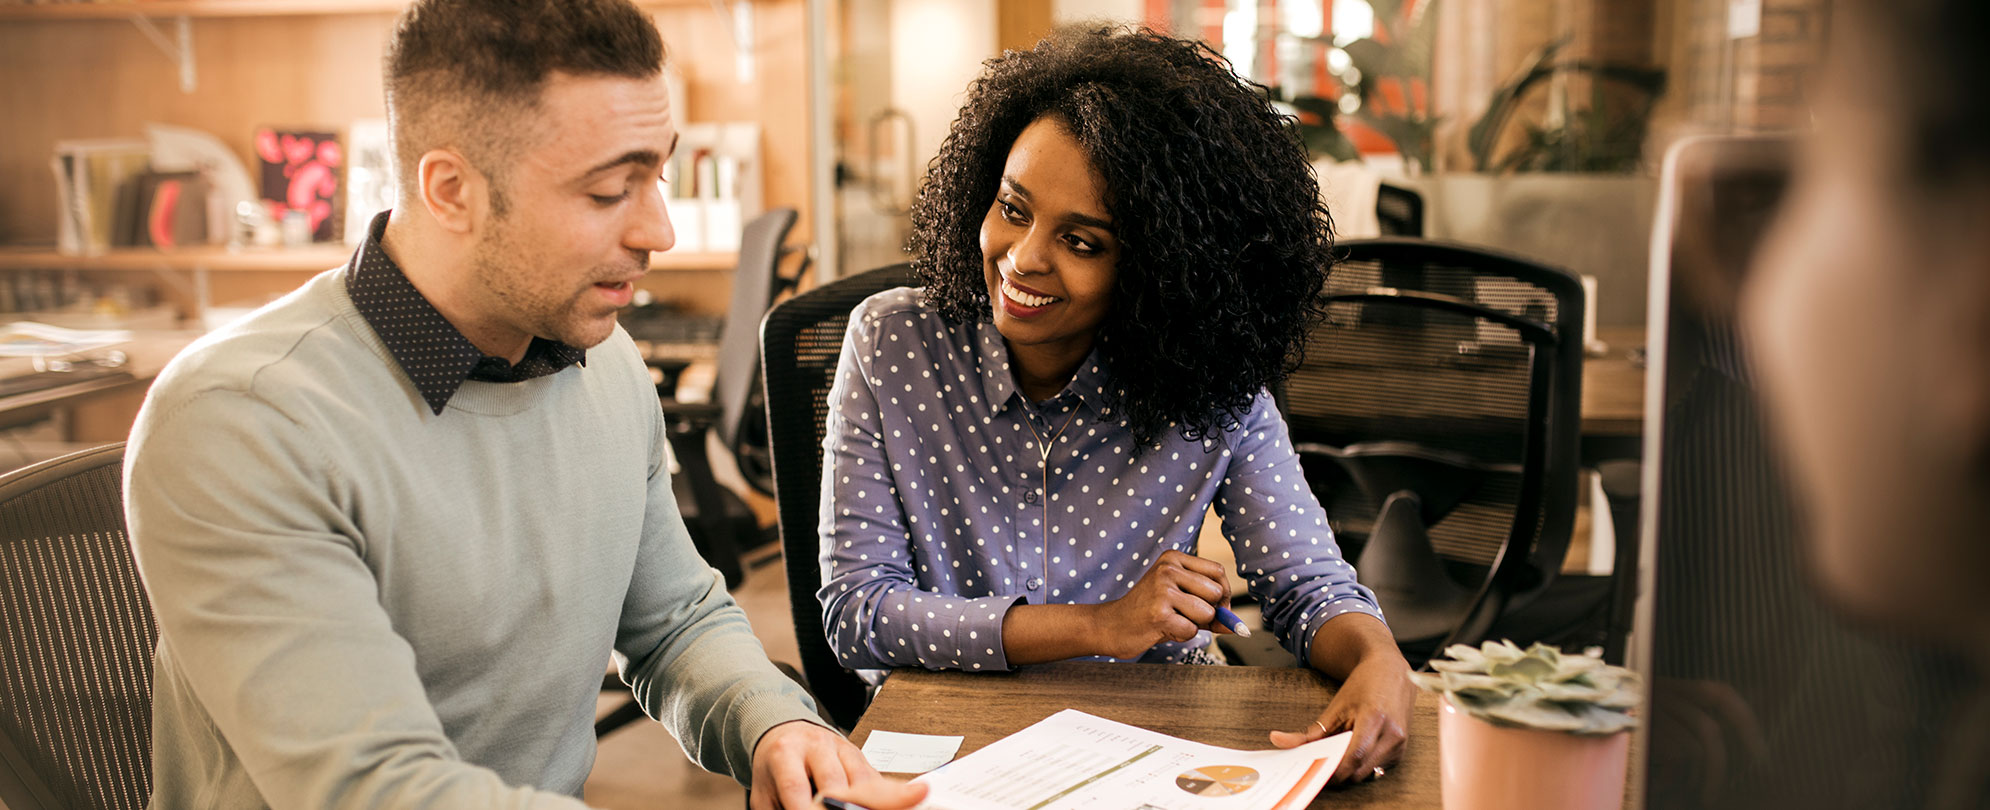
[1021,403,1080,596]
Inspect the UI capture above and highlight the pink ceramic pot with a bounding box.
[1437,695,1630,810]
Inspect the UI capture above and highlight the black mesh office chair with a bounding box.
[759,263,914,731]
[0,443,153,810]
[1281,238,1591,665]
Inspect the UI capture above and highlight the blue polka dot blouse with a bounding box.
[817,288,1385,675]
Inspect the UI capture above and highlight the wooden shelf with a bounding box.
[0,245,349,272]
[0,0,707,20]
[0,246,739,273]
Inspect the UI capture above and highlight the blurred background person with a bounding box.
[1744,1,1990,808]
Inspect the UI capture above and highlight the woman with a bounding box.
[817,26,1412,784]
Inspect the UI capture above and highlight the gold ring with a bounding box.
[1311,720,1328,736]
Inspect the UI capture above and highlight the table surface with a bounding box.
[1582,325,1646,439]
[852,662,1444,809]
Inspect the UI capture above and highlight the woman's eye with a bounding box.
[998,199,1026,223]
[1065,235,1099,256]
[591,190,631,206]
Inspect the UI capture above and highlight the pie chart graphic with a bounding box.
[1175,765,1260,797]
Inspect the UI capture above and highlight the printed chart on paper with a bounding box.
[909,709,1349,810]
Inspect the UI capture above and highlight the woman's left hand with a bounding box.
[1267,656,1415,785]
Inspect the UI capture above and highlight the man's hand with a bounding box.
[1090,549,1233,658]
[751,721,926,810]
[1268,654,1414,785]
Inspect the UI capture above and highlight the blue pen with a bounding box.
[1212,604,1252,637]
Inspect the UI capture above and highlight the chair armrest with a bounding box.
[1292,442,1338,459]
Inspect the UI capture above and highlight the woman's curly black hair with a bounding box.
[908,25,1335,447]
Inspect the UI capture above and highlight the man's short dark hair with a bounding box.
[384,0,666,212]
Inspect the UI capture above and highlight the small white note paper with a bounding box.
[861,730,964,775]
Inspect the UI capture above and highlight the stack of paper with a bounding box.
[905,710,1350,810]
[0,321,132,358]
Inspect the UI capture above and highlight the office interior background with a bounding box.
[0,0,1886,808]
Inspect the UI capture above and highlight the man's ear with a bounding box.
[416,148,488,235]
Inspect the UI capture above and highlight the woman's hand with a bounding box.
[1269,612,1414,785]
[1268,655,1414,784]
[1089,549,1233,658]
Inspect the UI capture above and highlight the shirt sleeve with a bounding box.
[127,391,594,810]
[1212,391,1387,662]
[816,308,1024,672]
[613,383,828,785]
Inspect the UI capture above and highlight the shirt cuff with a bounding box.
[1295,596,1389,661]
[738,697,838,786]
[950,593,1028,672]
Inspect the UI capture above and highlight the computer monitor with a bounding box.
[1632,136,1971,810]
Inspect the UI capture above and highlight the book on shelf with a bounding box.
[141,171,212,250]
[145,122,259,245]
[663,121,760,252]
[49,138,149,254]
[111,170,214,250]
[49,154,78,254]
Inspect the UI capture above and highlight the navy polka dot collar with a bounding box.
[344,211,586,415]
[971,317,1112,420]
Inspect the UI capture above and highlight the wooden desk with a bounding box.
[1581,326,1646,439]
[1579,325,1647,466]
[853,662,1442,809]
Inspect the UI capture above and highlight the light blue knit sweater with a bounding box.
[126,268,819,809]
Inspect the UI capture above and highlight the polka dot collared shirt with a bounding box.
[345,211,586,415]
[817,287,1385,675]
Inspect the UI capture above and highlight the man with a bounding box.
[124,2,922,808]
[1744,0,1989,807]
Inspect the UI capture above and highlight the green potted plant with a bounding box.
[1338,0,1441,173]
[1411,640,1641,810]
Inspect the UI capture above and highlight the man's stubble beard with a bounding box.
[469,213,648,351]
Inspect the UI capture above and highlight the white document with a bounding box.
[911,710,1350,810]
[863,730,965,775]
[0,322,132,357]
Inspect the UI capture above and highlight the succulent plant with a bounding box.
[1410,640,1641,735]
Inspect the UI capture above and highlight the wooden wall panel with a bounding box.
[998,0,1054,53]
[0,12,397,246]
